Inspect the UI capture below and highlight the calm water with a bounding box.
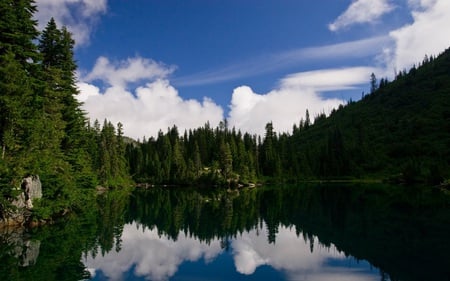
[1,184,449,281]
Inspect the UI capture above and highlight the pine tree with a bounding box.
[0,0,40,68]
[38,19,87,155]
[370,73,378,94]
[0,0,41,177]
[261,122,279,177]
[219,141,233,182]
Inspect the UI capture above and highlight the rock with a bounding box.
[0,175,42,227]
[13,175,42,210]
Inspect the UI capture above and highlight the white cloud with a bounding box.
[281,67,381,91]
[84,56,176,88]
[227,66,380,136]
[228,85,343,136]
[35,0,107,46]
[389,0,450,71]
[78,80,223,140]
[77,56,223,140]
[79,55,354,139]
[329,0,395,31]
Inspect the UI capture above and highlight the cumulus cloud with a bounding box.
[389,0,450,71]
[78,80,223,140]
[77,56,223,139]
[227,67,381,136]
[329,0,395,31]
[228,85,343,136]
[35,0,108,46]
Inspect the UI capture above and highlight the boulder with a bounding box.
[0,175,42,227]
[13,175,42,210]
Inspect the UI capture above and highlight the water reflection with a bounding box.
[85,222,223,281]
[1,184,449,281]
[84,221,381,281]
[232,225,375,281]
[0,227,40,267]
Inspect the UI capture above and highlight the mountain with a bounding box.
[290,47,450,183]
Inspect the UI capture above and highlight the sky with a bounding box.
[33,0,450,139]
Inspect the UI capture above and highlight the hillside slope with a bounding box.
[293,47,450,182]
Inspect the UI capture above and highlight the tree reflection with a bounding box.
[124,184,450,281]
[0,184,449,281]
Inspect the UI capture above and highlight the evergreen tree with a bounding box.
[38,19,87,155]
[219,141,233,182]
[261,122,280,177]
[0,0,40,68]
[171,138,186,183]
[370,72,378,93]
[0,0,40,178]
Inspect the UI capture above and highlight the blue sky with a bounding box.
[34,0,450,139]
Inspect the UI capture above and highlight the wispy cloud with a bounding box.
[329,0,395,31]
[280,67,381,92]
[174,36,391,87]
[35,0,108,46]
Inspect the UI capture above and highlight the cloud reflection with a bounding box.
[232,225,379,281]
[84,223,380,281]
[84,223,223,281]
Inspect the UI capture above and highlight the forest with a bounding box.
[1,1,450,221]
[126,47,450,186]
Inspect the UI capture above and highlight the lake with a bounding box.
[1,183,449,281]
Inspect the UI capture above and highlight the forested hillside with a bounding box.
[294,48,450,183]
[0,1,130,220]
[126,47,450,185]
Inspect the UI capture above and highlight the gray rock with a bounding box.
[13,175,42,210]
[1,175,42,227]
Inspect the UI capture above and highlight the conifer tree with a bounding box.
[0,0,40,68]
[0,0,40,177]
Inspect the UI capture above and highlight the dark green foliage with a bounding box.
[274,48,450,182]
[0,0,40,67]
[126,123,259,186]
[0,3,131,220]
[94,120,131,187]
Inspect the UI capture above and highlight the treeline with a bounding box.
[127,47,450,185]
[0,1,130,218]
[125,117,327,185]
[124,114,362,185]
